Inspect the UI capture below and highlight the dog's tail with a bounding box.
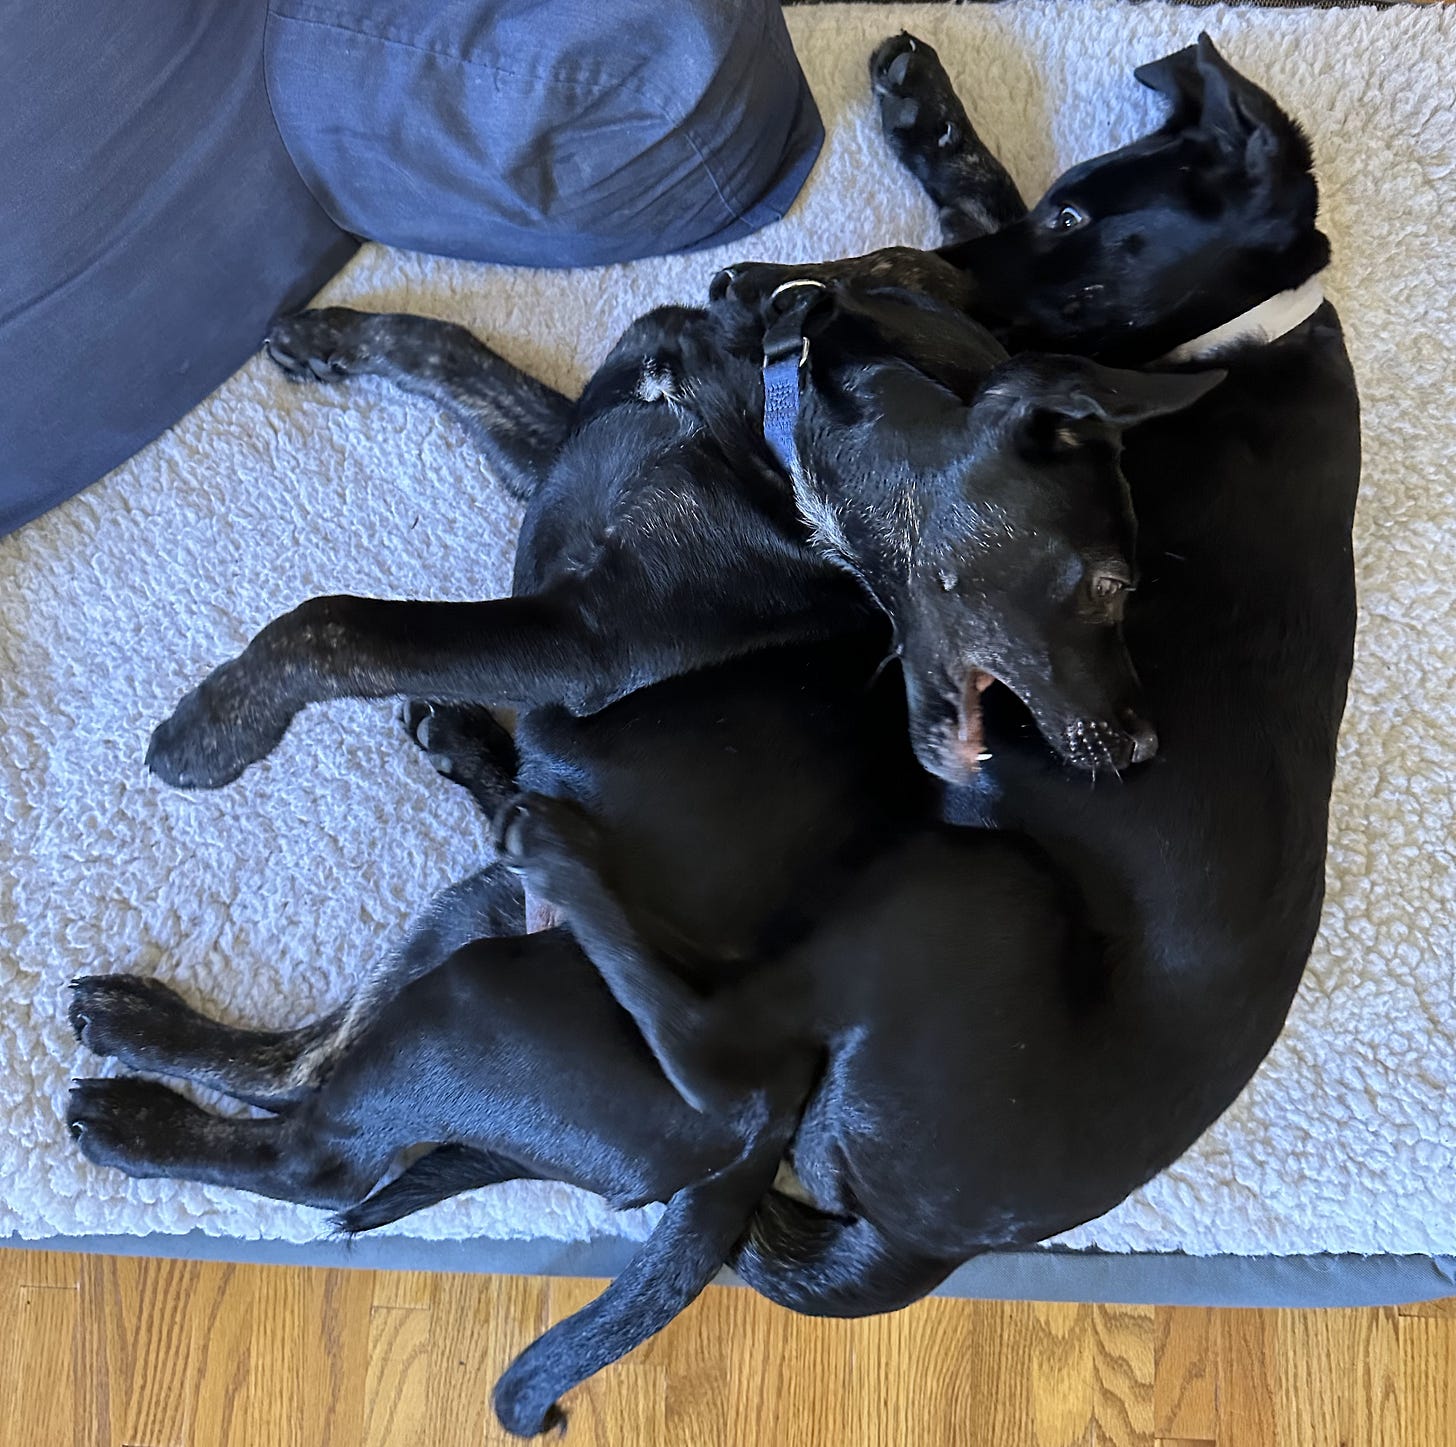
[729,1191,956,1318]
[334,1145,523,1235]
[490,1120,791,1438]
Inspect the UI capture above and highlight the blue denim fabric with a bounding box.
[264,0,823,266]
[0,0,821,535]
[0,0,357,536]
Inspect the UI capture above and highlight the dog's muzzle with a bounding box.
[1061,711,1158,771]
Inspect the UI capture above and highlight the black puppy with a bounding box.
[140,286,1166,792]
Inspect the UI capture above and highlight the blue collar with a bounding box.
[761,280,827,474]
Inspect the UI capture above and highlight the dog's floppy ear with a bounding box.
[1003,358,1225,455]
[1133,44,1204,129]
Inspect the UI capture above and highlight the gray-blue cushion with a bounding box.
[0,0,358,537]
[264,0,823,266]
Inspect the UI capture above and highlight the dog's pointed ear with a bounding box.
[1193,34,1308,182]
[1005,360,1225,455]
[1133,43,1204,128]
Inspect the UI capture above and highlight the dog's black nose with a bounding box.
[1122,711,1159,764]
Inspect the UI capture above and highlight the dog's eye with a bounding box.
[1051,204,1088,232]
[1091,574,1129,600]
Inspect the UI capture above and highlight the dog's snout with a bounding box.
[1060,711,1158,772]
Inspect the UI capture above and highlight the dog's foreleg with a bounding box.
[870,33,1027,244]
[266,308,573,502]
[69,866,525,1109]
[144,588,629,789]
[499,796,752,1116]
[147,576,858,790]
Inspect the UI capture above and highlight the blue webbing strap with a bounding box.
[760,279,827,474]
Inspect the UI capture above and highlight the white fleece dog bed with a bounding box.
[2,0,1453,1258]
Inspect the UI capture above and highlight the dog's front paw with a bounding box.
[69,975,198,1067]
[146,660,294,789]
[870,33,968,156]
[494,794,602,886]
[66,1077,202,1177]
[399,700,517,791]
[265,308,375,383]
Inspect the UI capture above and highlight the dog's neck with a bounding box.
[1156,273,1326,366]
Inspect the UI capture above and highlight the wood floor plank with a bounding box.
[249,1265,372,1447]
[362,1304,433,1447]
[190,1262,254,1447]
[372,1271,437,1311]
[430,1272,547,1446]
[1154,1307,1218,1441]
[1026,1302,1096,1447]
[1273,1306,1401,1447]
[14,1248,84,1290]
[1399,1315,1456,1447]
[1397,1296,1456,1318]
[1090,1303,1155,1447]
[12,1284,77,1447]
[1216,1308,1278,1447]
[83,1254,195,1447]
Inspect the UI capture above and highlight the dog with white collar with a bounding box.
[700,32,1359,1314]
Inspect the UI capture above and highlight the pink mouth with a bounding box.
[950,669,997,774]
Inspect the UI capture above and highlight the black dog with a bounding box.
[66,34,1357,1434]
[671,32,1359,1308]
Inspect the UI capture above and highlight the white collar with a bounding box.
[1157,273,1326,366]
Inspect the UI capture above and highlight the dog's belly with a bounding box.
[514,634,924,963]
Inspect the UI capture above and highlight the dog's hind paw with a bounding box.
[493,794,600,881]
[264,308,374,383]
[871,33,968,156]
[869,32,1024,241]
[68,974,199,1067]
[66,1076,203,1177]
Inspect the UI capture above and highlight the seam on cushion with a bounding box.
[268,2,685,119]
[678,0,784,227]
[262,2,357,232]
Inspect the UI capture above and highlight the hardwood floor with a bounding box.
[3,1250,1454,1445]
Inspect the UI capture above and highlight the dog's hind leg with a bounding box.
[69,865,525,1111]
[870,33,1027,243]
[265,308,573,502]
[66,1076,382,1210]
